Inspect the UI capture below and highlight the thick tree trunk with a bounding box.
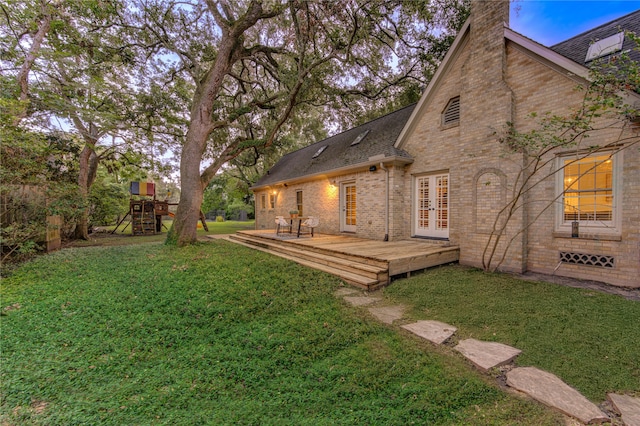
[170,37,241,245]
[171,126,208,246]
[169,1,276,246]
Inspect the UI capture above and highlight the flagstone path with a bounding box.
[333,286,640,425]
[454,338,521,372]
[368,305,405,324]
[609,394,640,426]
[401,320,457,345]
[506,367,609,424]
[342,295,381,306]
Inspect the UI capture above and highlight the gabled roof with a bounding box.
[396,10,640,149]
[551,10,640,65]
[252,104,415,189]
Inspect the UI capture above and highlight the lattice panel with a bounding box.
[559,252,615,268]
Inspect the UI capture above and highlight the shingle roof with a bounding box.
[253,104,416,188]
[551,10,640,65]
[255,12,640,190]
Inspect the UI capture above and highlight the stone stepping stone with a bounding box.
[608,393,640,426]
[368,305,405,324]
[454,339,521,372]
[401,320,457,345]
[506,367,609,424]
[334,288,359,297]
[343,296,381,306]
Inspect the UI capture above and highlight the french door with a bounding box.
[414,173,449,238]
[340,182,357,233]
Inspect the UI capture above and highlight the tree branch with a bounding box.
[13,2,53,125]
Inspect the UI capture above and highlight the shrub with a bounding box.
[88,180,129,226]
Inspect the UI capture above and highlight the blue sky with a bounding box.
[510,1,640,46]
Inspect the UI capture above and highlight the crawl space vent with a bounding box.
[559,251,615,268]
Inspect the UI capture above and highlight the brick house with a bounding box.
[252,1,640,288]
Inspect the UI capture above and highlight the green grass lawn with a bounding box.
[383,266,640,402]
[66,220,256,248]
[1,241,562,425]
[108,219,255,236]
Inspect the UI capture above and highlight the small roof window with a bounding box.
[350,129,371,146]
[585,32,624,62]
[312,145,327,158]
[442,96,460,126]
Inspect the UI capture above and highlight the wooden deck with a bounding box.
[228,230,460,290]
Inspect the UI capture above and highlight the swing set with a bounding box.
[112,182,208,235]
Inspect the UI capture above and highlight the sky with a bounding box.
[509,0,640,46]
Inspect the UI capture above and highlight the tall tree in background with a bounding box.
[41,1,155,239]
[1,0,164,239]
[130,0,468,246]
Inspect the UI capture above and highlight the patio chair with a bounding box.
[299,216,319,237]
[275,216,292,235]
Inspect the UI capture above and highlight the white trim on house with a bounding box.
[503,27,590,80]
[250,155,413,191]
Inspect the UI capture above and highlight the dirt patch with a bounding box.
[30,400,48,415]
[10,400,49,419]
[2,303,21,313]
[517,271,640,302]
[62,232,166,248]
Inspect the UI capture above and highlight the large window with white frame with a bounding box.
[556,151,621,233]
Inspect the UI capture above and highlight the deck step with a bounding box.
[227,234,385,289]
[230,233,388,282]
[234,232,390,269]
[224,231,460,291]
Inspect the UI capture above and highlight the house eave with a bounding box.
[503,27,591,80]
[250,155,413,191]
[504,27,640,106]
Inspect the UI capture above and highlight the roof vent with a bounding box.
[312,145,327,158]
[442,96,460,126]
[585,32,624,62]
[350,129,371,146]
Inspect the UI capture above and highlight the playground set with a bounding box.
[112,182,208,235]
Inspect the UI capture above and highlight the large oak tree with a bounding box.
[2,0,467,245]
[129,0,468,246]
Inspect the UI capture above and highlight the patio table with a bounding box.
[288,217,308,237]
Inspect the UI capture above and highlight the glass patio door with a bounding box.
[414,173,449,239]
[341,182,357,233]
